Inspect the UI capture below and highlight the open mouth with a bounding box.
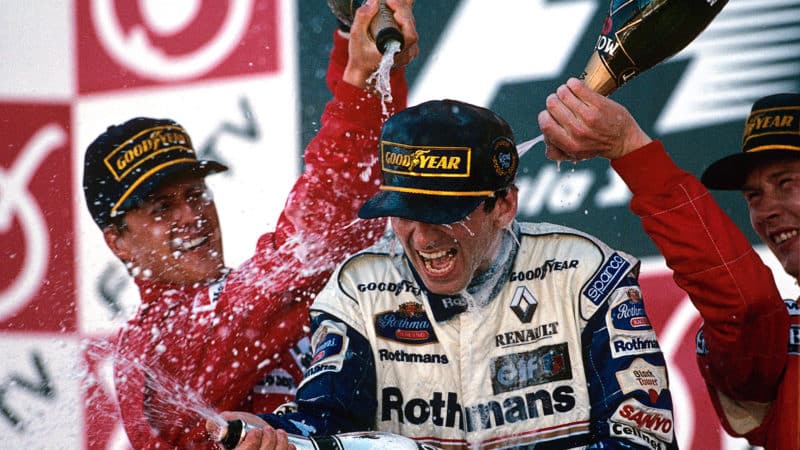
[172,236,208,252]
[418,248,457,275]
[772,229,798,246]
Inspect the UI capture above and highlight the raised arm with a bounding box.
[539,78,789,401]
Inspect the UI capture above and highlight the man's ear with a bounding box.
[103,225,131,262]
[495,186,519,228]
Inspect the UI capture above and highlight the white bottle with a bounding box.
[220,420,441,450]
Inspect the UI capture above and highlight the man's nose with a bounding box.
[172,200,200,225]
[413,222,452,248]
[752,191,783,223]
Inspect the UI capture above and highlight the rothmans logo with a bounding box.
[103,125,194,180]
[381,141,471,177]
[743,107,799,145]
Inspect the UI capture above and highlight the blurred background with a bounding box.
[1,0,798,448]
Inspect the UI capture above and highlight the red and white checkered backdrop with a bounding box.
[1,1,797,449]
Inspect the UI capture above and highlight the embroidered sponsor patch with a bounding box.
[612,399,675,443]
[490,342,572,395]
[609,421,668,450]
[610,288,652,331]
[610,333,661,359]
[378,348,449,364]
[583,253,631,305]
[375,302,437,344]
[509,286,538,323]
[494,322,560,348]
[616,358,668,403]
[302,320,348,382]
[381,142,471,177]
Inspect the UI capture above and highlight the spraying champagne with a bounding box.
[519,0,729,156]
[327,0,405,53]
[582,0,729,95]
[219,420,440,450]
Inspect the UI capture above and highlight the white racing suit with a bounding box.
[264,222,678,449]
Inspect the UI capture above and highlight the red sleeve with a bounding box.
[611,140,789,401]
[113,29,408,449]
[262,27,407,273]
[114,325,216,450]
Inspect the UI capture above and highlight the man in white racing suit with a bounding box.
[218,100,678,450]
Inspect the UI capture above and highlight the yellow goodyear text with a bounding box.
[744,108,799,142]
[381,141,471,177]
[104,126,193,180]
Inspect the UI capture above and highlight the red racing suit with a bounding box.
[612,140,798,449]
[112,30,407,449]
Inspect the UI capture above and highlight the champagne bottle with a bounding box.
[220,420,440,450]
[327,0,405,53]
[582,0,728,95]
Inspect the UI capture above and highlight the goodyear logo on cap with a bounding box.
[381,141,471,178]
[743,107,799,148]
[103,125,194,181]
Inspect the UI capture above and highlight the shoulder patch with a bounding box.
[583,252,631,305]
[302,320,349,383]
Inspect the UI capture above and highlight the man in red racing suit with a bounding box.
[539,79,798,449]
[80,5,417,447]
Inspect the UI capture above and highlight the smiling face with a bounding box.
[390,189,518,295]
[742,158,800,279]
[103,174,225,285]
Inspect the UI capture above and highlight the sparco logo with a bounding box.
[381,385,575,432]
[583,253,630,305]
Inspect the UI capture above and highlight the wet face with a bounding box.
[390,190,517,295]
[104,174,225,285]
[742,158,800,279]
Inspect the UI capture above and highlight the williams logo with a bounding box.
[375,302,438,344]
[381,141,470,177]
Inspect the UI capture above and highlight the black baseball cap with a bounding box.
[701,93,800,190]
[358,100,518,224]
[83,117,227,229]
